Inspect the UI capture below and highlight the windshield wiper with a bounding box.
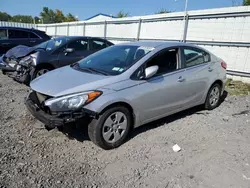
[86,67,109,76]
[71,64,109,76]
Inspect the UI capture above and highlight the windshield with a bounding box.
[35,37,69,51]
[75,45,154,76]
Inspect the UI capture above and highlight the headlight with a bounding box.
[19,56,34,66]
[19,53,38,67]
[44,91,102,112]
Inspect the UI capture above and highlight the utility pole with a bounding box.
[182,0,188,42]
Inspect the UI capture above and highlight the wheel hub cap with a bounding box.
[102,112,128,144]
[209,87,220,106]
[36,69,49,77]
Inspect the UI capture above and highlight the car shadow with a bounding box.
[128,90,228,141]
[59,91,228,143]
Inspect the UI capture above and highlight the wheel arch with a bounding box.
[212,79,223,88]
[209,79,224,95]
[99,101,136,129]
[35,63,55,70]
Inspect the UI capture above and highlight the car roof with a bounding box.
[116,41,197,49]
[0,26,45,33]
[54,36,111,41]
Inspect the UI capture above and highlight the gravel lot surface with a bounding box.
[0,72,250,188]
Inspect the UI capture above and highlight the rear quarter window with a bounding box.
[29,32,40,39]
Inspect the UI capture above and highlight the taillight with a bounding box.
[221,61,227,70]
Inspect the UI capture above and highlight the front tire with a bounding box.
[32,66,53,80]
[205,83,221,110]
[88,106,132,150]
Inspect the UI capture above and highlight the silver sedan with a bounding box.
[25,41,227,150]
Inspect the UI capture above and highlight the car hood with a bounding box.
[30,66,121,97]
[5,45,36,59]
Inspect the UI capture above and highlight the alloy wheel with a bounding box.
[209,86,220,106]
[102,112,128,143]
[36,69,49,78]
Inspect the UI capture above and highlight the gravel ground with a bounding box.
[0,72,250,188]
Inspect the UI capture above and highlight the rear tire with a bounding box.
[204,83,221,110]
[88,106,132,150]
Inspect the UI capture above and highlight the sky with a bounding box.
[0,0,243,20]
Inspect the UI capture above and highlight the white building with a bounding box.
[85,13,116,21]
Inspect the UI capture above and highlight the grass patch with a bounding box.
[225,79,250,96]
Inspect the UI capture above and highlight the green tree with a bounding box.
[1,7,77,24]
[243,0,250,5]
[55,9,66,23]
[40,7,56,24]
[10,15,33,23]
[0,11,12,21]
[155,8,170,14]
[116,11,129,18]
[65,13,78,22]
[34,16,40,24]
[40,7,77,23]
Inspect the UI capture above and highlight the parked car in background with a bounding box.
[25,41,227,150]
[0,36,113,84]
[0,27,50,55]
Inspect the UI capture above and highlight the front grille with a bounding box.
[36,92,52,112]
[36,92,49,104]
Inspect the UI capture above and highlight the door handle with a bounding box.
[208,67,213,72]
[30,40,36,43]
[178,76,186,82]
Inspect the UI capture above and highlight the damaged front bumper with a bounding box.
[0,55,16,74]
[25,92,98,129]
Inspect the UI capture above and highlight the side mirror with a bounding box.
[144,65,159,79]
[64,48,74,55]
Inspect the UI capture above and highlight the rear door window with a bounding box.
[0,29,8,40]
[91,40,107,50]
[8,29,29,39]
[67,39,89,51]
[183,47,210,68]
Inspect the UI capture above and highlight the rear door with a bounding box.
[179,46,212,107]
[57,38,91,67]
[8,29,31,48]
[0,29,9,55]
[28,31,43,46]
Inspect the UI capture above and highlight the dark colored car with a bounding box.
[0,36,113,84]
[0,27,51,55]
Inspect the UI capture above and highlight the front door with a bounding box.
[57,38,91,67]
[132,48,189,124]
